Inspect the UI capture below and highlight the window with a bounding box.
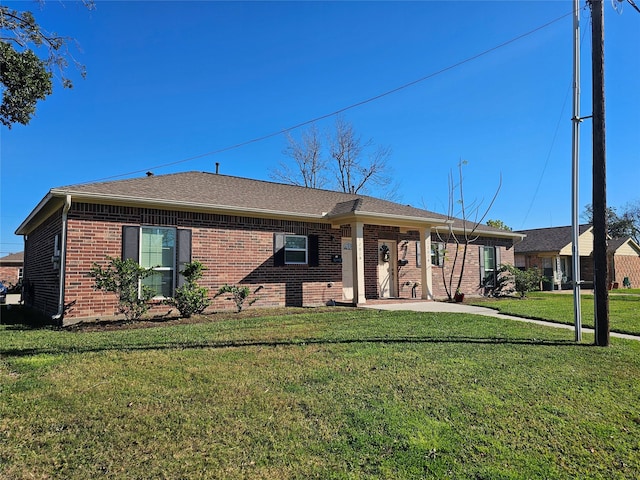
[480,246,501,288]
[416,241,445,267]
[122,226,192,299]
[284,235,307,264]
[431,242,445,267]
[140,227,176,298]
[274,233,319,266]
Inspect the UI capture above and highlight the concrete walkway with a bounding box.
[360,300,640,342]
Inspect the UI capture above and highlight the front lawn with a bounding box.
[471,291,640,336]
[2,309,640,479]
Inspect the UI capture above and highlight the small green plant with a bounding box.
[89,256,156,321]
[495,264,544,298]
[165,261,210,318]
[215,284,258,312]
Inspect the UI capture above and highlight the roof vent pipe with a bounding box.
[215,162,220,174]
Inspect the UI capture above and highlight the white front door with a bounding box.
[342,238,353,301]
[378,240,397,298]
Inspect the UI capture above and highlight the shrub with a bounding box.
[495,264,544,298]
[89,257,156,321]
[165,261,210,318]
[215,284,258,313]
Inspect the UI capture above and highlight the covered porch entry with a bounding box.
[333,216,451,305]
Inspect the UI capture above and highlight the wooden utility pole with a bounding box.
[591,0,610,346]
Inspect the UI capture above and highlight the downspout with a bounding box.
[52,195,72,324]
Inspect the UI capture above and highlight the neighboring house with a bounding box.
[514,224,640,290]
[608,236,640,289]
[15,172,523,324]
[0,251,24,288]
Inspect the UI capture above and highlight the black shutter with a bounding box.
[308,235,319,267]
[274,233,285,266]
[176,229,192,288]
[122,226,140,262]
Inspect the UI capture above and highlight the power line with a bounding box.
[90,9,575,184]
[520,8,590,228]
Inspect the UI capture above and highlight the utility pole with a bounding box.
[571,0,583,342]
[590,0,610,346]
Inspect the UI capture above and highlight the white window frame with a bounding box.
[416,241,446,267]
[284,234,308,265]
[431,242,445,267]
[139,226,177,299]
[481,246,498,288]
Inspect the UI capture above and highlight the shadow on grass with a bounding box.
[0,305,59,330]
[0,335,591,358]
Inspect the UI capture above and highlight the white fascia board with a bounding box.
[15,192,61,235]
[432,224,526,241]
[327,211,453,230]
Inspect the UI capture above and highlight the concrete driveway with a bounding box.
[360,300,640,342]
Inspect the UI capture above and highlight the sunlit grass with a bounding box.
[472,291,640,336]
[1,309,639,479]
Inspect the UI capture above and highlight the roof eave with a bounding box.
[433,224,526,240]
[326,211,453,229]
[15,192,64,236]
[51,189,329,223]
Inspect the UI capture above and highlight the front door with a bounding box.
[378,240,397,298]
[341,238,353,301]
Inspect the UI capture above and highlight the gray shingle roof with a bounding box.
[19,171,521,239]
[53,171,449,221]
[514,225,591,253]
[607,236,640,254]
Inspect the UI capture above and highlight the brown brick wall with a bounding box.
[429,235,515,299]
[612,254,640,289]
[0,265,21,286]
[23,200,519,320]
[61,202,344,319]
[23,209,63,317]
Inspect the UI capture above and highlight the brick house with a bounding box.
[514,224,640,290]
[15,172,522,324]
[608,237,640,289]
[0,251,23,287]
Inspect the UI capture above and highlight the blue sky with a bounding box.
[1,1,639,256]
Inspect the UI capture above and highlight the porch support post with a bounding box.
[420,227,433,300]
[351,221,367,304]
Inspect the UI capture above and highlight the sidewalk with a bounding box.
[360,300,640,342]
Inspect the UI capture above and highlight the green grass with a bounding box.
[609,288,640,295]
[471,291,640,336]
[1,309,640,479]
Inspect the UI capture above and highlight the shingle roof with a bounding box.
[0,252,23,264]
[514,224,592,253]
[52,172,449,220]
[607,236,640,254]
[18,171,521,239]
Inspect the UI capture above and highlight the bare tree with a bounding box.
[330,116,392,194]
[273,117,396,198]
[436,160,502,301]
[623,199,640,244]
[270,124,328,188]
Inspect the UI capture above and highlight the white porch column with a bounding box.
[351,221,367,304]
[420,227,433,300]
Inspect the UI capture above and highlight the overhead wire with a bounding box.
[90,9,575,184]
[520,4,590,228]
